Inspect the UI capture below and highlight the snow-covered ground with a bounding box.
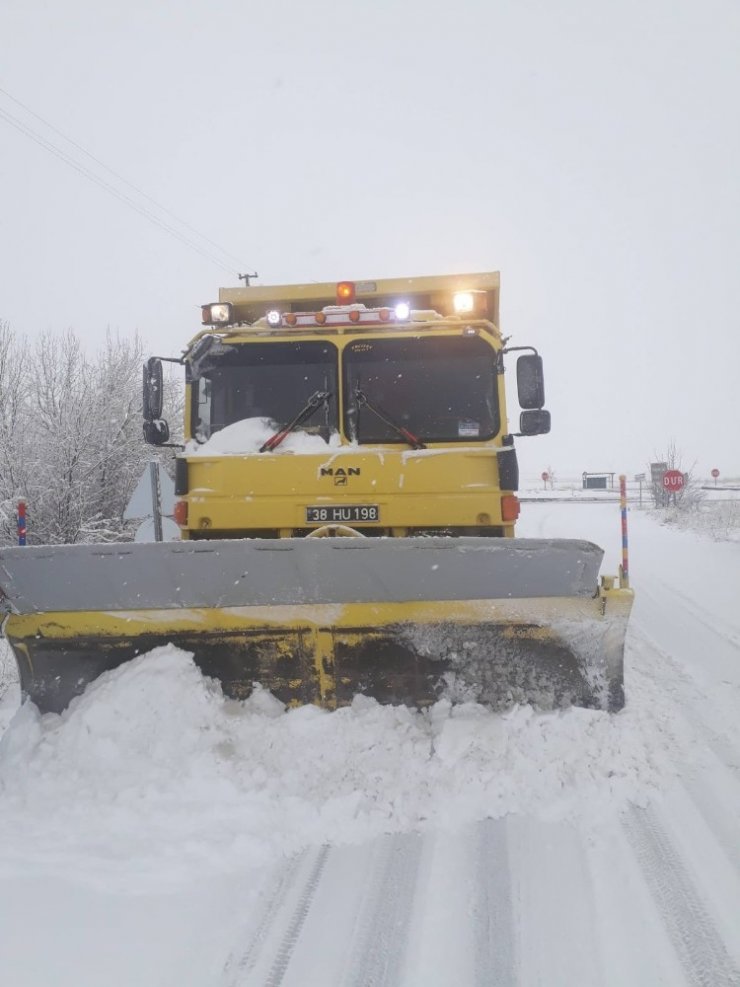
[1,502,738,985]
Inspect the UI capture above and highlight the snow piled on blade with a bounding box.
[186,417,341,455]
[0,644,692,890]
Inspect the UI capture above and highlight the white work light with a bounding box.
[201,302,233,325]
[266,310,282,326]
[453,291,475,314]
[394,301,411,321]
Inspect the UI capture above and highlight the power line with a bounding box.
[0,104,234,274]
[0,85,248,271]
[0,87,254,276]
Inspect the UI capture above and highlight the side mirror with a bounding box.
[143,419,170,446]
[143,357,164,420]
[516,354,545,410]
[519,409,551,436]
[143,357,170,444]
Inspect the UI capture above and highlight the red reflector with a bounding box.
[379,308,391,322]
[285,313,297,326]
[336,281,355,304]
[315,312,327,324]
[174,500,188,526]
[349,310,361,322]
[501,495,520,522]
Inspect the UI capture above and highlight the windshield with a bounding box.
[343,335,499,443]
[192,341,338,441]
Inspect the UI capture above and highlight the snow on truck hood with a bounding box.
[186,417,343,456]
[184,417,512,458]
[0,644,691,890]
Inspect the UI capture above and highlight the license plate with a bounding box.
[306,505,380,524]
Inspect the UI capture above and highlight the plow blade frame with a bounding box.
[1,537,633,714]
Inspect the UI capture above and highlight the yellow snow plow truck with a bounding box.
[0,272,633,714]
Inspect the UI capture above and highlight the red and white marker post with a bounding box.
[17,499,27,546]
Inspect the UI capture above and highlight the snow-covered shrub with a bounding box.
[647,441,704,511]
[0,323,182,545]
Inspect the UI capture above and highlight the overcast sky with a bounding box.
[2,0,738,480]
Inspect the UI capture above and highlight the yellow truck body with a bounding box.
[0,272,633,714]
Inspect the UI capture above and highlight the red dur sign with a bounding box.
[662,469,685,491]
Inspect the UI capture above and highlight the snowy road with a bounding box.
[1,503,739,986]
[220,811,740,987]
[219,506,740,987]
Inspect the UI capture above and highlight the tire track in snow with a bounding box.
[473,818,516,987]
[634,584,740,701]
[222,846,330,987]
[221,854,305,985]
[346,832,423,987]
[641,580,740,650]
[629,625,740,771]
[681,770,740,880]
[624,806,740,987]
[507,817,604,986]
[264,845,331,987]
[629,639,740,882]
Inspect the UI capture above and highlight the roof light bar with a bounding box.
[258,304,422,329]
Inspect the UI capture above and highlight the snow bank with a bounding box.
[186,417,341,456]
[656,500,740,542]
[0,643,691,890]
[0,640,20,735]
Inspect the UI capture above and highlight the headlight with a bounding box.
[394,301,411,321]
[453,291,475,314]
[453,290,487,316]
[201,302,233,325]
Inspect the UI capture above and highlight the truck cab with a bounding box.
[144,272,549,540]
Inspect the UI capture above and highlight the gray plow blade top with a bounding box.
[0,537,604,615]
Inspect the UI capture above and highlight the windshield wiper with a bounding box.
[260,390,331,452]
[354,387,426,450]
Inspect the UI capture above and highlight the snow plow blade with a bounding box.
[0,537,633,715]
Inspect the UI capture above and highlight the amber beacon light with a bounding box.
[336,281,356,304]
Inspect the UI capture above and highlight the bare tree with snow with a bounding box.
[0,324,181,546]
